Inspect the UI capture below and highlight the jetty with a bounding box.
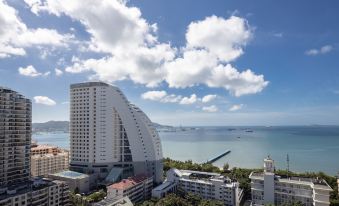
[207,150,231,164]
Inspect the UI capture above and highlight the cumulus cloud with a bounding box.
[201,94,217,103]
[179,94,197,105]
[141,91,200,105]
[206,64,268,97]
[0,0,72,58]
[55,68,63,76]
[141,90,167,101]
[24,0,268,96]
[305,45,333,56]
[33,96,56,105]
[186,15,252,62]
[229,104,244,111]
[164,49,218,88]
[202,105,218,112]
[18,65,49,77]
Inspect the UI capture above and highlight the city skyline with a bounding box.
[1,0,339,126]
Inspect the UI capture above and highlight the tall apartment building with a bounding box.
[107,174,153,204]
[0,87,31,195]
[31,145,69,177]
[152,168,243,206]
[69,82,163,184]
[249,157,332,206]
[0,87,71,205]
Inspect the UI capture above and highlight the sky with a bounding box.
[0,0,339,126]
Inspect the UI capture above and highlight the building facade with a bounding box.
[0,87,71,205]
[31,145,69,177]
[152,168,243,206]
[107,174,153,204]
[0,87,31,194]
[0,178,70,206]
[69,82,163,184]
[249,157,332,206]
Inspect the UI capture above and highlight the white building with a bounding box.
[49,170,90,193]
[69,82,163,184]
[31,145,69,177]
[249,156,332,206]
[107,174,153,204]
[152,168,243,206]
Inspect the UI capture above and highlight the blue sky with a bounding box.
[1,0,339,125]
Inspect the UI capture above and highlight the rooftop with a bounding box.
[170,169,234,186]
[152,181,176,192]
[51,170,89,179]
[31,145,58,150]
[70,82,110,89]
[249,172,332,190]
[108,174,152,190]
[93,196,133,206]
[31,153,68,159]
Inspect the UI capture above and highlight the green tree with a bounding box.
[223,163,229,172]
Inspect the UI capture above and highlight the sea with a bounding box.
[32,126,339,175]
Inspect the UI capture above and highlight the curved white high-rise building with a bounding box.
[69,82,163,184]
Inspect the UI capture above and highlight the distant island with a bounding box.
[33,121,69,133]
[33,120,180,133]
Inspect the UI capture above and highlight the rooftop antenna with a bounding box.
[287,154,290,178]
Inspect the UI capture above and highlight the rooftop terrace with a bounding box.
[51,170,89,179]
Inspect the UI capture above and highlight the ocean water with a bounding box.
[32,126,339,175]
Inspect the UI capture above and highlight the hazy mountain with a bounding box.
[33,121,69,133]
[33,121,172,133]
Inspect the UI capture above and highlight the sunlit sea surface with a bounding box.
[33,126,339,175]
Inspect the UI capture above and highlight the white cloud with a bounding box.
[141,90,167,101]
[273,32,283,38]
[34,96,56,106]
[0,0,72,58]
[66,44,175,87]
[18,65,50,77]
[207,64,268,97]
[202,105,218,112]
[179,94,197,105]
[201,94,217,103]
[320,45,333,53]
[164,49,218,88]
[43,71,51,76]
[24,0,268,96]
[141,91,200,104]
[161,94,183,103]
[55,68,63,76]
[24,0,160,53]
[305,45,333,56]
[186,15,252,62]
[229,104,244,111]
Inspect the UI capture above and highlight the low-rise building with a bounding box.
[0,178,70,206]
[94,196,133,206]
[31,145,69,177]
[152,168,243,206]
[107,174,153,204]
[249,156,332,206]
[49,170,90,193]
